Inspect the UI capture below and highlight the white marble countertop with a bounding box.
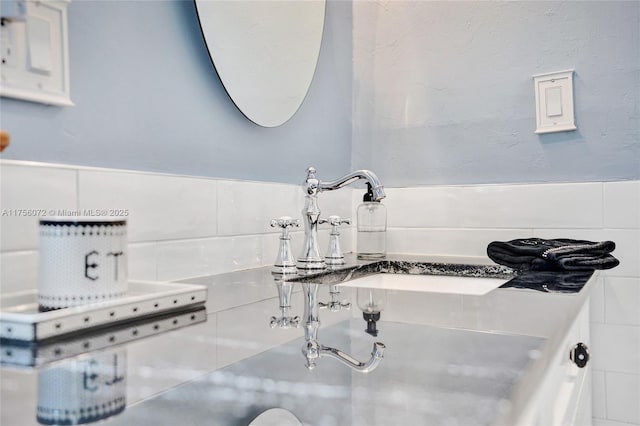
[0,254,596,426]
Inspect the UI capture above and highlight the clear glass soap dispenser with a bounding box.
[357,183,387,259]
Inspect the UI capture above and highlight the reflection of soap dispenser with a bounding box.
[357,183,387,259]
[357,288,386,337]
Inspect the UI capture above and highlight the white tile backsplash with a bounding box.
[591,323,640,375]
[156,235,263,281]
[78,170,218,243]
[592,370,607,419]
[0,250,38,292]
[384,186,467,228]
[464,182,604,229]
[604,181,640,229]
[385,182,603,229]
[605,277,640,326]
[590,276,606,324]
[320,189,359,225]
[217,180,303,236]
[605,372,640,424]
[0,164,78,251]
[0,160,358,291]
[128,242,158,281]
[386,228,534,257]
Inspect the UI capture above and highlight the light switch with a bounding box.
[545,86,562,117]
[0,0,72,106]
[27,17,52,74]
[533,70,576,134]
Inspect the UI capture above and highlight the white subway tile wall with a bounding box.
[385,183,604,229]
[605,372,640,424]
[79,170,219,242]
[0,160,356,287]
[590,275,606,324]
[0,164,78,251]
[592,370,607,419]
[0,160,637,425]
[0,250,38,293]
[604,181,640,229]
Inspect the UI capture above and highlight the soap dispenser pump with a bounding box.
[357,183,387,259]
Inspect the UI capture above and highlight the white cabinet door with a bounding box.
[517,302,592,426]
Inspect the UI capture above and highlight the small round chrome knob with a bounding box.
[570,342,590,368]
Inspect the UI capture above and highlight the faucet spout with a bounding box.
[297,167,385,270]
[318,169,386,201]
[319,342,386,373]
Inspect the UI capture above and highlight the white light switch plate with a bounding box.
[0,0,72,106]
[533,70,576,134]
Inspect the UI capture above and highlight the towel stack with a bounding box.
[487,238,620,272]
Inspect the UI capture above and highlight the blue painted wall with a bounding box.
[0,0,352,184]
[352,1,640,187]
[3,1,638,187]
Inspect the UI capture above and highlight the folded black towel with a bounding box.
[487,238,619,272]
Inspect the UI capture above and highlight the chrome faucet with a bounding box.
[301,283,385,372]
[297,167,386,270]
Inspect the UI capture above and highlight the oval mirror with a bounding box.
[194,0,326,128]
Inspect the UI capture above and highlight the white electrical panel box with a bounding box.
[0,0,72,106]
[533,70,575,134]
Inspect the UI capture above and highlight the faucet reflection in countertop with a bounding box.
[270,276,300,330]
[301,283,385,373]
[270,274,385,373]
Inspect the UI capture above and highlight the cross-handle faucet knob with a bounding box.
[270,216,300,274]
[318,300,351,312]
[320,215,352,228]
[270,314,301,329]
[270,216,301,235]
[270,280,301,329]
[319,215,351,265]
[319,284,351,312]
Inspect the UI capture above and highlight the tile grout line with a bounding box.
[602,275,608,324]
[601,182,606,230]
[603,370,609,421]
[75,168,81,211]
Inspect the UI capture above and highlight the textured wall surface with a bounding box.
[352,1,640,186]
[0,0,352,184]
